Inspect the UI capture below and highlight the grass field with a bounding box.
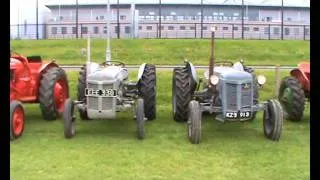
[10,69,310,180]
[10,39,310,66]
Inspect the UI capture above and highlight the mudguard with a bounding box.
[186,61,197,82]
[137,63,147,81]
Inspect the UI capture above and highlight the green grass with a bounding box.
[10,69,309,180]
[10,39,309,66]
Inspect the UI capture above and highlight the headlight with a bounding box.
[210,75,219,85]
[257,75,266,85]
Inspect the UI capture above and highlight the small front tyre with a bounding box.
[136,98,145,140]
[10,100,25,140]
[63,99,76,139]
[187,100,202,144]
[263,99,283,141]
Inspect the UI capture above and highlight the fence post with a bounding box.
[156,23,159,38]
[194,23,197,39]
[303,25,306,41]
[80,24,83,38]
[232,24,234,39]
[268,24,271,40]
[275,64,280,98]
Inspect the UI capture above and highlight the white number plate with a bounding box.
[225,111,251,119]
[85,88,117,97]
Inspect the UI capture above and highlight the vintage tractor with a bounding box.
[172,26,284,144]
[10,52,69,140]
[278,62,310,121]
[63,3,156,140]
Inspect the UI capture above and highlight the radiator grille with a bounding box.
[226,83,237,110]
[241,83,252,108]
[87,82,115,110]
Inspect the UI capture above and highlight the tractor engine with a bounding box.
[85,63,129,119]
[205,66,255,119]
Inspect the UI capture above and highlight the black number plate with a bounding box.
[225,111,251,119]
[85,88,117,97]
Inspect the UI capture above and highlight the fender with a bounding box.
[186,62,197,82]
[39,61,59,74]
[290,68,310,93]
[137,63,147,81]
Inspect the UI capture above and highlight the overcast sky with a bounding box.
[10,0,310,25]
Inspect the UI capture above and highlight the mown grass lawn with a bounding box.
[10,39,309,66]
[10,69,310,180]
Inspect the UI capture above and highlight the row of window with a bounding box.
[50,26,310,36]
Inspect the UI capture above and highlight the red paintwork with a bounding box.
[54,79,68,113]
[290,61,310,98]
[12,105,24,136]
[10,53,59,103]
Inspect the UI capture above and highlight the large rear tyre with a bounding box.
[172,67,195,122]
[10,100,25,140]
[138,64,156,120]
[136,99,145,140]
[278,76,305,121]
[63,99,76,139]
[39,67,69,120]
[77,64,91,120]
[187,100,202,144]
[263,99,283,141]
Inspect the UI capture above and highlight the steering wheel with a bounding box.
[100,61,125,68]
[215,61,234,67]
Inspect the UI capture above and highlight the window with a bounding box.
[287,17,292,21]
[264,27,269,35]
[139,26,142,30]
[294,28,299,35]
[168,26,174,30]
[81,27,88,34]
[72,27,77,34]
[52,27,57,34]
[160,26,164,30]
[125,26,131,34]
[180,26,186,30]
[120,15,126,20]
[100,16,104,20]
[223,27,228,31]
[244,27,249,31]
[202,26,207,30]
[253,27,259,31]
[114,26,119,33]
[61,27,67,34]
[266,17,272,21]
[146,26,152,30]
[59,16,63,20]
[103,26,107,34]
[285,28,290,35]
[305,28,310,35]
[233,26,238,31]
[94,26,99,34]
[273,27,280,35]
[190,26,195,30]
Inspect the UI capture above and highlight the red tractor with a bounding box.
[278,61,310,121]
[10,52,69,140]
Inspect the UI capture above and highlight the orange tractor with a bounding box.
[10,52,69,140]
[278,62,310,121]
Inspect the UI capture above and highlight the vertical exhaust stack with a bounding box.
[105,0,112,64]
[209,26,216,80]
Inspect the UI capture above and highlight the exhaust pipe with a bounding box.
[209,26,216,84]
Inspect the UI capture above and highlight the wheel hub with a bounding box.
[54,79,67,113]
[13,107,24,135]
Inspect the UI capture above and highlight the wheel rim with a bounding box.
[280,87,293,114]
[264,107,274,135]
[13,106,24,136]
[54,79,68,113]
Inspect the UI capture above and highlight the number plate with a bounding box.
[85,88,117,97]
[225,111,251,119]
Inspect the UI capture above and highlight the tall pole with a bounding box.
[241,0,244,39]
[76,0,79,39]
[201,0,204,38]
[281,0,284,40]
[36,0,39,40]
[117,0,120,39]
[159,0,162,38]
[18,6,20,39]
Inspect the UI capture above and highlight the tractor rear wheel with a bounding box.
[172,67,195,122]
[10,100,25,140]
[187,100,201,144]
[39,67,69,120]
[138,64,156,120]
[77,64,91,120]
[263,99,283,141]
[63,99,76,139]
[136,98,145,140]
[278,76,305,121]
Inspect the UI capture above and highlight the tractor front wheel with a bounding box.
[263,99,283,141]
[278,76,305,121]
[10,100,25,140]
[77,64,91,120]
[187,100,202,144]
[63,99,76,139]
[39,67,69,120]
[136,98,145,140]
[138,64,156,120]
